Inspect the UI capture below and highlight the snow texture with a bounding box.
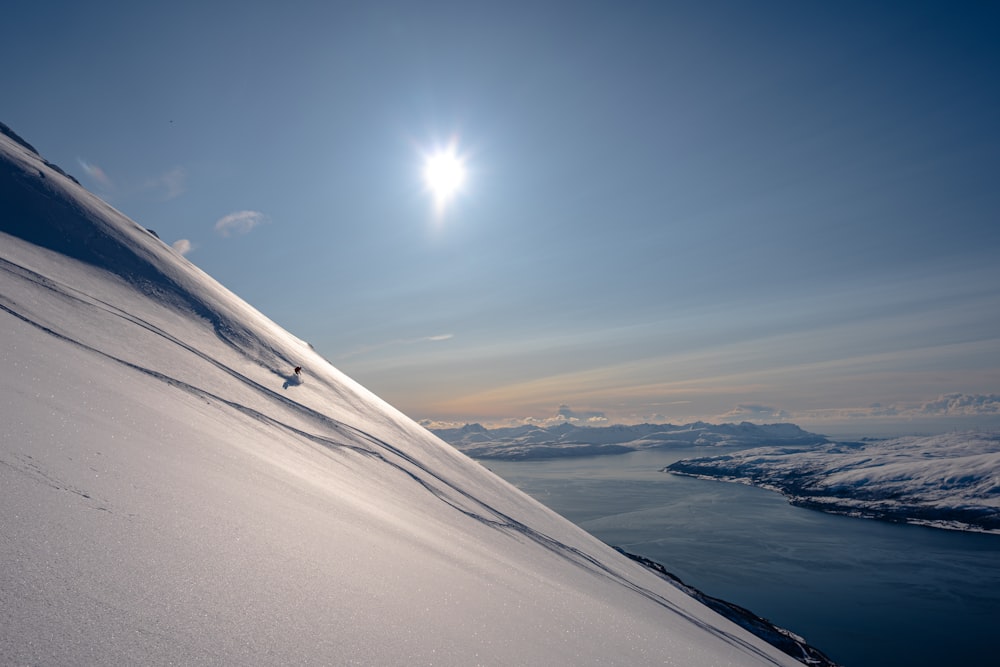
[665,433,1000,534]
[0,124,809,665]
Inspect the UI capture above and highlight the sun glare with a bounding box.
[423,146,467,207]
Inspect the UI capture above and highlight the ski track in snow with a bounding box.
[0,254,791,665]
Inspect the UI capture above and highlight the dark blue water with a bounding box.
[485,448,1000,667]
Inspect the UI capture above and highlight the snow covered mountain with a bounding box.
[433,421,827,460]
[0,123,813,665]
[665,432,1000,534]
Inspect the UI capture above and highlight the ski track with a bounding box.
[0,256,786,665]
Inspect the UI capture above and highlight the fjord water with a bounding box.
[485,448,1000,667]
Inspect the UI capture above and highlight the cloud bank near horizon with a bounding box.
[417,393,1000,431]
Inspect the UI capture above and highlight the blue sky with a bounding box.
[4,1,999,434]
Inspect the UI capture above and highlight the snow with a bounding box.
[0,125,806,665]
[665,433,1000,534]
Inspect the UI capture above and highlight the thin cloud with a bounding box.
[215,210,268,237]
[419,418,468,430]
[494,405,610,428]
[718,404,790,422]
[147,167,186,200]
[343,333,454,359]
[556,404,609,424]
[917,393,1000,416]
[77,158,113,189]
[801,393,1000,422]
[420,392,1000,431]
[172,239,193,256]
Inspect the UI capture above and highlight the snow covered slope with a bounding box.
[0,124,807,665]
[666,433,1000,534]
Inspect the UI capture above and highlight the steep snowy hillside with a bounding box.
[666,433,1000,534]
[0,124,809,665]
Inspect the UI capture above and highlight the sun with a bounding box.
[422,146,467,207]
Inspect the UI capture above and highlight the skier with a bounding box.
[294,366,302,376]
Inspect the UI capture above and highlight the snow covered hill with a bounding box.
[665,432,1000,534]
[433,421,827,460]
[0,123,812,665]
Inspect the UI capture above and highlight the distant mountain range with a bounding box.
[432,421,828,460]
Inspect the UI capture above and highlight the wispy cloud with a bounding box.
[343,333,455,359]
[917,393,1000,416]
[418,391,1000,432]
[77,158,113,189]
[555,404,609,424]
[717,404,790,422]
[784,393,1000,425]
[146,167,186,200]
[215,210,268,237]
[419,418,468,430]
[431,406,610,429]
[172,239,193,256]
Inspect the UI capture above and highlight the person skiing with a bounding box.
[294,366,302,376]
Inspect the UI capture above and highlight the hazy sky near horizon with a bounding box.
[3,1,999,433]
